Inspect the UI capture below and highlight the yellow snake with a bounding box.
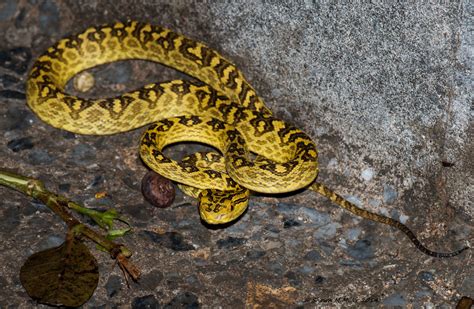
[26,21,468,258]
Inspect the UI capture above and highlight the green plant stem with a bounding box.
[0,169,140,280]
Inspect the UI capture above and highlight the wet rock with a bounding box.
[27,149,54,165]
[7,136,33,152]
[106,275,122,298]
[346,239,374,260]
[131,295,160,309]
[216,236,246,249]
[141,231,194,251]
[164,292,199,308]
[38,0,60,35]
[0,47,31,74]
[0,89,25,99]
[0,0,17,21]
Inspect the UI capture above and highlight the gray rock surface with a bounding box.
[0,1,472,307]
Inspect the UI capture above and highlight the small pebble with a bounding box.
[164,292,199,308]
[131,295,160,309]
[7,136,33,152]
[141,170,175,208]
[73,71,95,93]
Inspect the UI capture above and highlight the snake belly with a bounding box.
[26,21,319,224]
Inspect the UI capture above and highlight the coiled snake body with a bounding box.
[27,21,467,257]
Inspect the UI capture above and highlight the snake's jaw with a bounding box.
[198,188,249,225]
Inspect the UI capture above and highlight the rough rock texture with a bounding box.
[0,1,472,307]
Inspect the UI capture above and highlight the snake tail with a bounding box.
[309,182,469,258]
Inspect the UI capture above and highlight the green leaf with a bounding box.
[20,237,99,307]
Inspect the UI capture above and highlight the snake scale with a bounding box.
[26,21,468,258]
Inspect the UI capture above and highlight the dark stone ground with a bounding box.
[0,1,472,308]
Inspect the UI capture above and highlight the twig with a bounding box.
[0,169,141,281]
